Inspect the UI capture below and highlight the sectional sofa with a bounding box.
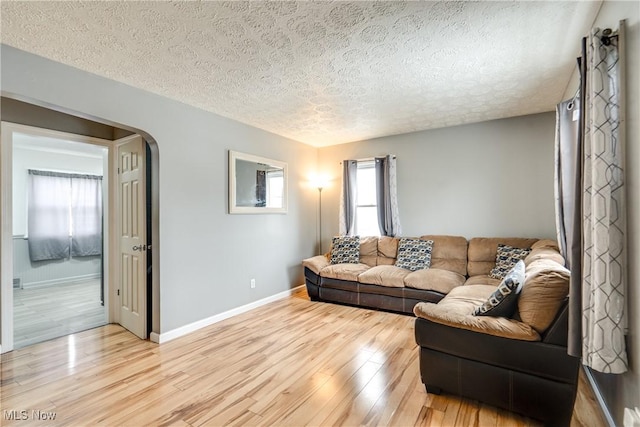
[302,234,579,426]
[302,235,540,314]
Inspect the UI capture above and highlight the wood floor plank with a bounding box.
[0,290,603,426]
[13,279,107,349]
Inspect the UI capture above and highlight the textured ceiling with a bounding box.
[1,1,601,147]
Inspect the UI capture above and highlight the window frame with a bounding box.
[355,160,380,237]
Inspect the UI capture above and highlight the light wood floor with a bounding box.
[13,279,107,349]
[1,289,605,426]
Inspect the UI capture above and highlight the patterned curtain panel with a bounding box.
[582,27,627,373]
[375,155,401,237]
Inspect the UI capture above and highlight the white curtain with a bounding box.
[71,175,103,257]
[375,155,401,236]
[582,27,627,373]
[28,171,71,261]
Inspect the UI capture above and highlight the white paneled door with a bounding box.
[117,135,147,339]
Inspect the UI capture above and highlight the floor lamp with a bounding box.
[317,185,323,255]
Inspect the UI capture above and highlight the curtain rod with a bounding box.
[29,169,103,179]
[339,155,396,164]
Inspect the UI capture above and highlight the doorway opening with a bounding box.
[1,98,160,353]
[12,133,108,348]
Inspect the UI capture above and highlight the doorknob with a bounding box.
[132,245,146,251]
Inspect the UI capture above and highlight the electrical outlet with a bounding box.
[250,279,256,289]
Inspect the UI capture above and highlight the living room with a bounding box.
[0,1,638,426]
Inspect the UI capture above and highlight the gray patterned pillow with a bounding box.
[489,244,531,279]
[330,236,360,264]
[474,260,526,317]
[395,238,434,272]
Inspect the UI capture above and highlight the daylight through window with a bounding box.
[355,160,379,236]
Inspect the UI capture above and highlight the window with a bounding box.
[266,169,284,208]
[355,161,379,236]
[341,155,400,237]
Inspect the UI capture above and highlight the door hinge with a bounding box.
[117,167,120,174]
[117,289,120,296]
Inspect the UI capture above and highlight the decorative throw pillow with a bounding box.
[330,236,361,264]
[489,244,531,279]
[395,238,434,272]
[474,260,526,317]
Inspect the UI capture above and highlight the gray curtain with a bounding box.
[71,174,103,257]
[375,155,401,237]
[554,97,583,357]
[28,170,71,261]
[255,170,266,207]
[28,170,103,261]
[339,160,357,236]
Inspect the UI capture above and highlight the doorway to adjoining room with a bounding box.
[12,133,108,348]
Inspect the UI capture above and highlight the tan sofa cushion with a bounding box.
[525,247,565,266]
[531,239,560,250]
[413,285,540,341]
[359,236,379,267]
[420,235,468,276]
[320,263,370,281]
[358,265,410,288]
[463,275,501,287]
[302,255,330,275]
[518,258,570,333]
[404,269,465,294]
[377,236,399,265]
[467,237,539,277]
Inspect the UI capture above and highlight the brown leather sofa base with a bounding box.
[304,267,445,315]
[414,303,580,426]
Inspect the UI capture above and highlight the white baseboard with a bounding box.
[22,273,101,289]
[149,285,304,344]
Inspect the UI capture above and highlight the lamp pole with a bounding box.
[318,186,323,254]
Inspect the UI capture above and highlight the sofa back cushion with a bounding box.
[421,235,468,276]
[376,236,399,266]
[467,237,539,277]
[518,257,570,334]
[359,236,379,267]
[525,239,566,266]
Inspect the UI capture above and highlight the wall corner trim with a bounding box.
[583,366,617,427]
[149,285,305,344]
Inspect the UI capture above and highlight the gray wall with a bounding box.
[318,112,557,248]
[13,238,101,288]
[560,2,640,425]
[1,45,318,334]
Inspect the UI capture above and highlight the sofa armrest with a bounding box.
[302,255,330,275]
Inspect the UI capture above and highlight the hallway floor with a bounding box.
[13,279,107,349]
